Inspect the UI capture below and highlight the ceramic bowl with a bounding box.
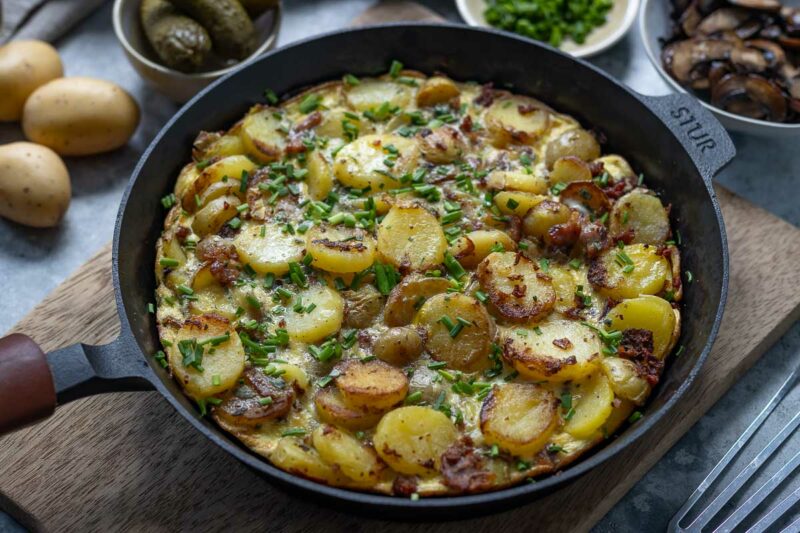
[112,0,282,103]
[455,0,640,58]
[640,0,800,137]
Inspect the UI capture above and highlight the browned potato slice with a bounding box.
[333,134,419,191]
[559,181,611,217]
[416,76,460,107]
[213,367,294,427]
[196,179,243,209]
[305,225,377,273]
[191,195,240,236]
[193,131,245,161]
[449,229,517,268]
[480,383,558,457]
[549,156,592,184]
[600,357,651,404]
[522,200,572,240]
[545,128,601,169]
[335,359,409,410]
[345,79,414,112]
[476,251,555,322]
[609,190,670,245]
[418,126,466,163]
[498,316,602,381]
[414,293,495,372]
[241,107,286,162]
[373,406,457,475]
[185,155,257,208]
[377,203,447,270]
[314,387,383,430]
[312,425,384,484]
[485,95,551,146]
[588,244,670,300]
[562,371,614,439]
[384,274,451,326]
[342,284,384,329]
[547,265,579,314]
[373,326,424,365]
[594,154,635,182]
[606,295,678,359]
[306,149,334,200]
[486,170,549,194]
[270,437,342,484]
[233,221,304,276]
[494,191,547,217]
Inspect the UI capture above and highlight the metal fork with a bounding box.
[669,360,800,533]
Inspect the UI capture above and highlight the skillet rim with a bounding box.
[112,22,729,513]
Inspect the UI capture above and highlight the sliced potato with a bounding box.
[600,357,651,404]
[315,387,384,430]
[548,265,578,314]
[188,270,238,319]
[373,406,457,475]
[498,317,601,381]
[312,425,384,484]
[494,191,547,217]
[595,154,635,182]
[316,108,372,140]
[241,107,286,162]
[342,284,384,329]
[345,79,414,112]
[549,156,592,184]
[416,76,460,107]
[270,437,341,484]
[273,362,310,393]
[544,128,601,169]
[306,149,334,200]
[563,371,614,439]
[559,181,611,217]
[197,179,243,209]
[476,251,555,322]
[175,163,200,201]
[334,359,409,410]
[384,274,451,326]
[165,314,245,399]
[609,190,670,245]
[191,195,240,236]
[414,293,496,372]
[485,95,551,146]
[588,244,670,300]
[284,284,344,343]
[418,126,466,164]
[187,155,256,207]
[486,170,549,194]
[522,200,572,240]
[305,225,377,273]
[233,222,305,275]
[194,132,245,161]
[448,229,517,268]
[480,383,558,457]
[606,295,677,359]
[372,326,424,365]
[377,203,447,270]
[333,134,418,191]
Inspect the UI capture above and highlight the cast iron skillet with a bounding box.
[0,24,734,520]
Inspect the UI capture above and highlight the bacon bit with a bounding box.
[460,114,473,133]
[536,272,552,282]
[617,329,663,385]
[506,215,522,241]
[547,219,581,248]
[357,330,373,349]
[517,103,539,115]
[552,337,573,350]
[613,228,636,246]
[474,83,496,107]
[196,237,241,286]
[294,111,322,132]
[440,440,496,493]
[588,160,605,176]
[175,226,191,242]
[603,180,629,200]
[579,220,610,259]
[392,475,419,496]
[512,284,527,297]
[285,135,308,154]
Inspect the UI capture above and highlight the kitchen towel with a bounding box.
[1,0,107,44]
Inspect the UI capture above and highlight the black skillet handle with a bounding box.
[0,333,155,435]
[637,93,737,182]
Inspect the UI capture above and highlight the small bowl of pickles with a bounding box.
[113,0,282,102]
[456,0,639,58]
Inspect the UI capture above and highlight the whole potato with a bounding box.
[0,142,71,227]
[0,40,63,122]
[22,77,140,156]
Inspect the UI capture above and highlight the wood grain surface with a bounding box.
[2,186,799,533]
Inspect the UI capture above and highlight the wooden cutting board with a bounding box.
[3,4,800,532]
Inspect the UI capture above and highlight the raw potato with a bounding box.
[191,195,240,236]
[306,150,334,200]
[306,225,377,273]
[589,244,670,300]
[233,222,305,275]
[609,190,670,245]
[417,76,460,107]
[165,314,245,399]
[345,79,414,111]
[414,293,495,372]
[383,274,451,326]
[600,357,651,404]
[494,191,546,217]
[372,326,424,365]
[544,128,601,169]
[312,425,384,484]
[448,229,517,268]
[315,387,384,430]
[0,40,63,122]
[480,383,558,457]
[373,406,457,475]
[606,295,678,359]
[334,359,409,410]
[549,156,592,184]
[284,284,344,343]
[563,371,614,439]
[270,437,341,484]
[485,95,551,146]
[522,200,572,240]
[22,77,140,156]
[498,317,602,381]
[377,203,447,270]
[486,170,548,194]
[241,107,286,162]
[0,142,70,227]
[476,252,555,322]
[333,134,419,191]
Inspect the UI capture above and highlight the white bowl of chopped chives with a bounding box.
[455,0,640,58]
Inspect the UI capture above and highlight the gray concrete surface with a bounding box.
[1,1,798,531]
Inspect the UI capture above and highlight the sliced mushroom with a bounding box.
[745,38,787,66]
[662,39,734,88]
[782,7,800,35]
[711,73,788,121]
[778,35,800,49]
[680,2,704,36]
[697,7,751,35]
[730,44,770,71]
[728,0,781,13]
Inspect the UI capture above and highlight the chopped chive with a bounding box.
[404,391,423,404]
[506,198,520,210]
[147,302,155,314]
[281,427,306,437]
[629,411,643,423]
[389,60,403,78]
[228,217,242,229]
[443,251,466,279]
[686,271,694,283]
[264,88,278,104]
[475,290,488,303]
[427,361,447,370]
[160,257,180,268]
[343,74,360,86]
[539,258,550,272]
[569,258,582,270]
[212,374,221,386]
[299,93,322,113]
